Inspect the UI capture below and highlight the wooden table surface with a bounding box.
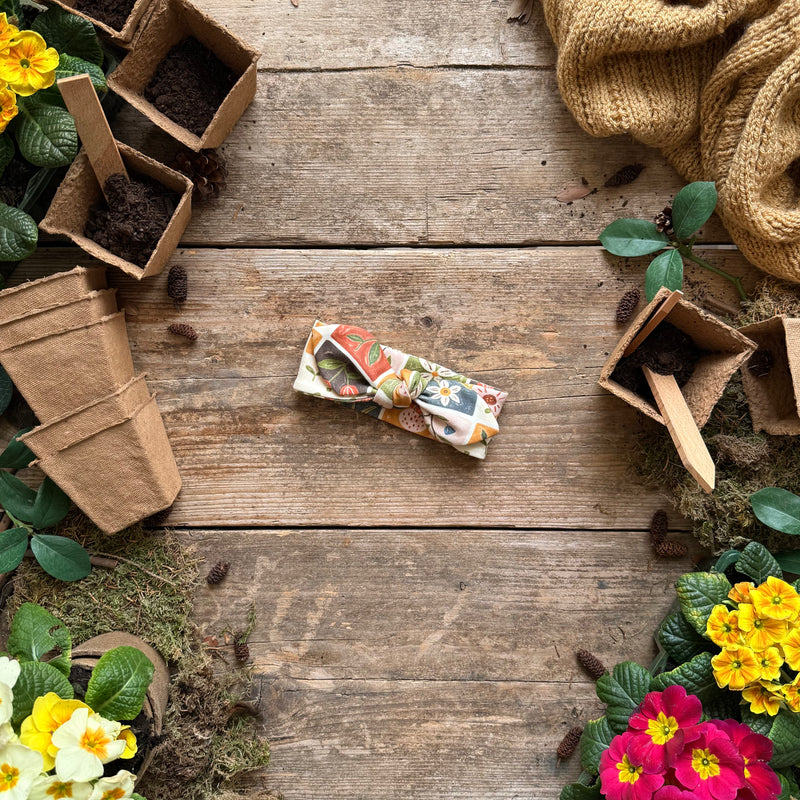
[18,1,764,797]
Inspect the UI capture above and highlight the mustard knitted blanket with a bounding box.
[541,0,800,283]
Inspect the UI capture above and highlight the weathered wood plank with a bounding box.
[13,247,755,528]
[114,68,730,248]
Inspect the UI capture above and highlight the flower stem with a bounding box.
[678,247,747,301]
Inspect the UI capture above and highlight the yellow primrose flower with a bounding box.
[755,646,784,681]
[742,681,783,716]
[0,86,18,134]
[706,605,743,649]
[51,707,126,782]
[87,769,135,800]
[0,30,59,97]
[737,603,788,650]
[117,726,137,759]
[783,677,800,712]
[712,646,761,691]
[29,774,92,800]
[0,13,19,54]
[730,582,755,604]
[783,627,800,670]
[0,743,43,800]
[20,693,90,772]
[750,576,800,622]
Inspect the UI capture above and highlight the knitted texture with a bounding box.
[541,0,800,283]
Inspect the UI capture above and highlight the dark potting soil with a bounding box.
[84,173,179,267]
[71,0,135,31]
[0,158,37,208]
[144,37,238,137]
[611,322,703,405]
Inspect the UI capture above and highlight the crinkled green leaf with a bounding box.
[650,652,719,704]
[12,660,73,726]
[741,706,774,737]
[0,135,13,178]
[0,203,37,262]
[14,101,77,168]
[0,470,37,522]
[0,527,27,573]
[7,602,71,675]
[671,181,718,241]
[676,571,732,637]
[769,707,800,769]
[0,428,34,470]
[713,549,741,574]
[560,784,601,800]
[30,478,72,529]
[54,54,106,92]
[645,248,683,302]
[752,488,800,536]
[32,6,103,65]
[30,534,90,582]
[599,219,669,257]
[580,717,614,775]
[595,661,652,735]
[658,611,713,665]
[85,645,154,720]
[737,541,782,584]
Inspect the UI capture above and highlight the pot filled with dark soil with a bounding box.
[599,287,756,428]
[47,0,156,45]
[40,141,193,279]
[107,0,260,149]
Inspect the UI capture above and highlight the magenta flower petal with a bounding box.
[600,732,664,800]
[673,722,745,800]
[653,787,695,799]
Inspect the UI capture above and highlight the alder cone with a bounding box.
[167,264,188,308]
[557,726,583,760]
[206,561,230,585]
[655,540,688,558]
[576,649,606,679]
[649,509,669,547]
[615,288,641,324]
[234,640,250,663]
[168,323,198,341]
[172,149,228,201]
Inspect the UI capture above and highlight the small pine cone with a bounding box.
[168,323,198,341]
[167,264,188,308]
[172,148,228,201]
[234,640,250,663]
[615,288,641,325]
[649,509,669,548]
[557,726,583,760]
[206,561,230,585]
[576,649,607,680]
[655,539,689,559]
[604,164,645,188]
[655,206,674,236]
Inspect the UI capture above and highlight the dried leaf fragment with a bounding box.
[290,0,298,6]
[508,0,535,23]
[555,178,593,203]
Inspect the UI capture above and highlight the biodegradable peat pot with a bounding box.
[739,316,800,435]
[71,632,169,779]
[35,394,181,533]
[40,142,193,280]
[0,312,134,421]
[0,290,118,350]
[45,0,155,46]
[0,266,107,320]
[599,287,756,428]
[107,0,260,150]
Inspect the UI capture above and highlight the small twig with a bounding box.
[91,551,178,587]
[90,555,119,569]
[703,295,740,317]
[679,247,747,301]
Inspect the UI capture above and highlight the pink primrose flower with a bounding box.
[600,731,665,800]
[711,720,780,800]
[652,787,696,799]
[673,721,745,800]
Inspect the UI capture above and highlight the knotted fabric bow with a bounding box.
[293,321,508,459]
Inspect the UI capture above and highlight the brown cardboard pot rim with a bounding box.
[0,311,126,353]
[71,632,169,780]
[0,266,107,320]
[45,0,155,46]
[39,142,193,280]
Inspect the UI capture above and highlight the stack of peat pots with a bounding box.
[0,266,181,533]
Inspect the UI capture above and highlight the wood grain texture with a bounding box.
[185,527,694,798]
[13,247,757,529]
[113,68,731,248]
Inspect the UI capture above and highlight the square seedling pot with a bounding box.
[107,0,260,150]
[45,0,155,46]
[40,142,193,280]
[739,316,800,435]
[0,312,135,421]
[0,266,107,320]
[599,287,756,428]
[35,393,181,534]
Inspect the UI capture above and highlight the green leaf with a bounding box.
[595,661,652,734]
[0,429,34,470]
[770,707,800,769]
[30,535,90,582]
[599,219,670,257]
[701,689,741,721]
[0,471,37,522]
[0,202,38,262]
[676,571,732,636]
[0,135,13,178]
[752,488,800,536]
[775,550,800,576]
[0,527,28,573]
[650,652,719,704]
[560,784,601,800]
[672,181,718,241]
[644,248,683,302]
[14,101,78,168]
[12,660,73,726]
[741,706,774,737]
[368,341,381,366]
[30,478,71,529]
[580,717,614,775]
[85,645,155,720]
[713,549,741,574]
[7,602,71,675]
[31,6,103,66]
[778,769,800,800]
[737,541,782,583]
[316,358,347,370]
[53,54,107,92]
[658,611,713,665]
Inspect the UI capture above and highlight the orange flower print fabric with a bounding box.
[293,320,508,459]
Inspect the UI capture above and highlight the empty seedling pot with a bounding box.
[599,287,756,428]
[0,266,107,319]
[107,0,260,150]
[739,316,800,435]
[40,142,193,280]
[46,0,156,46]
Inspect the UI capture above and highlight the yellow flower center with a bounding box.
[19,58,28,69]
[0,764,19,793]
[753,619,764,630]
[772,595,783,605]
[732,658,742,670]
[691,748,721,781]
[47,782,74,799]
[616,754,642,785]
[79,728,110,760]
[99,790,125,800]
[646,712,679,745]
[439,387,451,396]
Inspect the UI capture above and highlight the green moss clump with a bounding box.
[6,511,271,800]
